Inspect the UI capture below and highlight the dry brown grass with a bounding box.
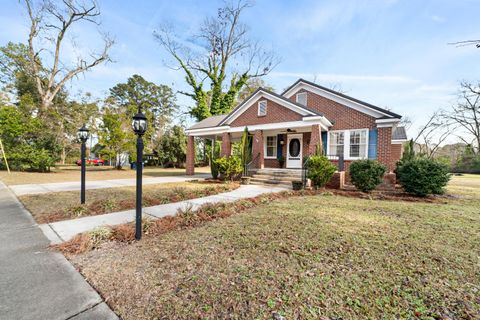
[0,166,210,185]
[64,175,480,319]
[22,181,238,224]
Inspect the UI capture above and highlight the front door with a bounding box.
[286,134,302,168]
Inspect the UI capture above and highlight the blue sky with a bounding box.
[1,0,479,134]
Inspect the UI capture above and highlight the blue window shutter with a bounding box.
[368,129,377,159]
[277,134,283,158]
[321,132,327,154]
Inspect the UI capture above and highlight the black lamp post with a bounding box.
[77,124,89,204]
[132,111,147,240]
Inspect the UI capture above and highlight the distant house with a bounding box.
[185,78,407,175]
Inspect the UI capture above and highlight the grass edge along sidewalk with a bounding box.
[41,184,288,244]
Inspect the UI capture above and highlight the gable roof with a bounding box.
[282,78,402,119]
[188,115,227,130]
[219,87,330,126]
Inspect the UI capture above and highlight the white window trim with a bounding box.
[326,128,369,160]
[296,92,307,105]
[257,100,267,116]
[264,135,278,159]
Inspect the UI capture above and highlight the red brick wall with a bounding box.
[289,89,376,130]
[229,97,302,127]
[377,127,393,172]
[308,124,321,155]
[391,143,403,167]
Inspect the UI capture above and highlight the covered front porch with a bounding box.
[185,121,331,176]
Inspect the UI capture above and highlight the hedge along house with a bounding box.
[185,79,407,184]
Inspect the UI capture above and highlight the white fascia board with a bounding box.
[186,126,230,136]
[303,116,333,129]
[376,118,400,127]
[188,119,331,136]
[229,120,322,133]
[392,139,407,144]
[376,118,401,123]
[221,90,316,125]
[284,82,393,119]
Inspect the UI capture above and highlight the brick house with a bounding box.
[185,79,407,180]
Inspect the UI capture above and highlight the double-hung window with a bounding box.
[329,132,344,157]
[349,130,367,158]
[265,136,277,158]
[328,129,368,159]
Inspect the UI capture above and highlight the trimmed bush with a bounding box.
[349,160,386,192]
[396,158,451,196]
[307,155,337,188]
[214,156,242,181]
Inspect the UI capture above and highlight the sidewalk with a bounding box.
[0,182,118,320]
[41,184,288,244]
[10,173,210,196]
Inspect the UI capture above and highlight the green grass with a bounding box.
[71,175,480,319]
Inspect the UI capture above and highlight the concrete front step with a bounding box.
[255,169,302,176]
[250,178,292,188]
[249,169,302,188]
[251,174,301,182]
[250,178,293,187]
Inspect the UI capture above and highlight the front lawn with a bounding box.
[22,181,237,224]
[70,175,480,319]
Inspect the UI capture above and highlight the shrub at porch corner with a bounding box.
[214,156,242,181]
[307,155,336,188]
[396,158,450,196]
[349,160,386,192]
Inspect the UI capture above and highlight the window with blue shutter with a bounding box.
[321,132,327,154]
[368,129,377,159]
[277,134,283,158]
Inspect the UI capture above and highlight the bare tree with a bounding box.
[442,81,480,153]
[154,0,279,121]
[414,111,453,158]
[23,0,113,114]
[399,115,413,131]
[450,40,480,48]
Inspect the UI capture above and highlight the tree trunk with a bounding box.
[61,146,66,165]
[115,152,122,170]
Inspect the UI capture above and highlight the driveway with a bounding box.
[0,182,118,320]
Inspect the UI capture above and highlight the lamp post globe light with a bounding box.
[132,111,147,240]
[77,124,89,204]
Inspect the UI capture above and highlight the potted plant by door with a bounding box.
[277,155,285,168]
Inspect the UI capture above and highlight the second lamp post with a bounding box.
[132,111,147,240]
[77,125,89,204]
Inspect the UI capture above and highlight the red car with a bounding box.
[76,157,105,166]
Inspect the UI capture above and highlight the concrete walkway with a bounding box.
[41,184,288,244]
[10,173,210,196]
[0,182,118,320]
